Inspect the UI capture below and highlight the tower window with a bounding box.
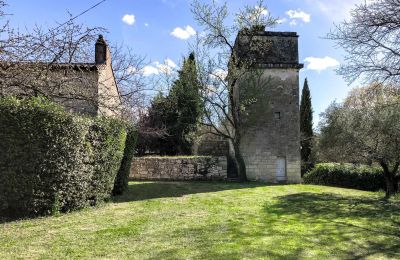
[274,112,281,119]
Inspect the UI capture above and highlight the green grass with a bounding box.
[1,182,400,259]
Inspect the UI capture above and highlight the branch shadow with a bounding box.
[263,192,400,259]
[142,191,400,259]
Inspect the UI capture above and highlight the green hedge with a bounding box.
[303,163,385,191]
[0,97,127,219]
[113,126,137,195]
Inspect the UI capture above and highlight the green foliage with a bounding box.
[318,84,400,196]
[87,117,127,204]
[300,78,313,174]
[113,126,138,195]
[137,52,202,155]
[0,96,127,219]
[303,163,385,191]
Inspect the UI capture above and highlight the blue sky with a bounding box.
[6,0,363,126]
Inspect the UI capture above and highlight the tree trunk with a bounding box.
[228,139,247,182]
[380,161,399,198]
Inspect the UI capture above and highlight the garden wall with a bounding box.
[130,156,227,181]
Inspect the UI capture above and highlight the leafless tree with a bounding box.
[190,0,277,180]
[0,2,151,119]
[327,0,400,86]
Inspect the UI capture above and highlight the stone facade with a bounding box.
[233,30,303,183]
[130,157,227,181]
[195,134,229,156]
[0,35,121,117]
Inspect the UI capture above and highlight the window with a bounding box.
[274,112,281,119]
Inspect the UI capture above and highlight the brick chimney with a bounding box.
[95,35,108,64]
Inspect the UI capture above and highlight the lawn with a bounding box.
[1,182,400,259]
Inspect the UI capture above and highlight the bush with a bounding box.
[113,126,137,195]
[87,117,127,204]
[0,97,127,219]
[303,163,385,191]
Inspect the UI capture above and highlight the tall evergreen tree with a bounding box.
[168,52,202,154]
[300,78,313,174]
[136,52,202,155]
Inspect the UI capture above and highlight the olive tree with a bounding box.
[319,84,400,197]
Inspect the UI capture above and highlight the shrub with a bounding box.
[113,126,137,195]
[0,97,126,219]
[87,117,127,204]
[303,163,385,191]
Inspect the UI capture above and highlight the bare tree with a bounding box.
[0,2,150,119]
[190,0,277,181]
[327,0,400,86]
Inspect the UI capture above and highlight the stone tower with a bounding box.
[233,30,303,183]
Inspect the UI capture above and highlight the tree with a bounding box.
[300,78,313,174]
[318,83,400,197]
[168,52,203,154]
[190,0,277,181]
[327,0,400,86]
[136,53,202,155]
[0,2,148,118]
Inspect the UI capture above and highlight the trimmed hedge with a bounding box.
[303,163,385,191]
[113,126,137,195]
[0,97,127,219]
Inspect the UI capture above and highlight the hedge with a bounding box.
[113,125,137,195]
[303,163,385,191]
[0,97,127,219]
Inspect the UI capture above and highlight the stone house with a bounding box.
[0,35,121,117]
[232,30,303,183]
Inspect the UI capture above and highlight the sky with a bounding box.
[5,0,364,127]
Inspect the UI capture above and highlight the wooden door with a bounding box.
[276,157,286,182]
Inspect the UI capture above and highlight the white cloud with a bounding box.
[289,20,297,26]
[304,0,361,21]
[304,56,340,72]
[255,6,268,16]
[122,14,135,25]
[276,18,287,24]
[142,59,177,76]
[144,23,149,27]
[142,65,159,76]
[211,69,228,80]
[170,25,196,40]
[164,58,177,68]
[286,9,311,23]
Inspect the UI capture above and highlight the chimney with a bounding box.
[95,35,107,64]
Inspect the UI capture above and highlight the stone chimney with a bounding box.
[95,35,108,65]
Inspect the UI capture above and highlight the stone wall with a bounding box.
[195,134,228,156]
[238,68,301,183]
[233,31,302,183]
[130,156,227,181]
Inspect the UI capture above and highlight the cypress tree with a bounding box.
[168,52,202,154]
[300,78,313,174]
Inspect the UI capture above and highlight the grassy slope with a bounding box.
[1,182,400,259]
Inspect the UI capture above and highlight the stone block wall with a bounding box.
[233,31,302,183]
[238,68,301,183]
[130,156,227,181]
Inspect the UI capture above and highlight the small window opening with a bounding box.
[274,112,281,119]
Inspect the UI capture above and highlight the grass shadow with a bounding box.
[263,192,400,259]
[113,181,269,203]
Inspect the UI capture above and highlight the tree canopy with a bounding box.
[300,78,313,174]
[318,83,400,197]
[136,52,202,155]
